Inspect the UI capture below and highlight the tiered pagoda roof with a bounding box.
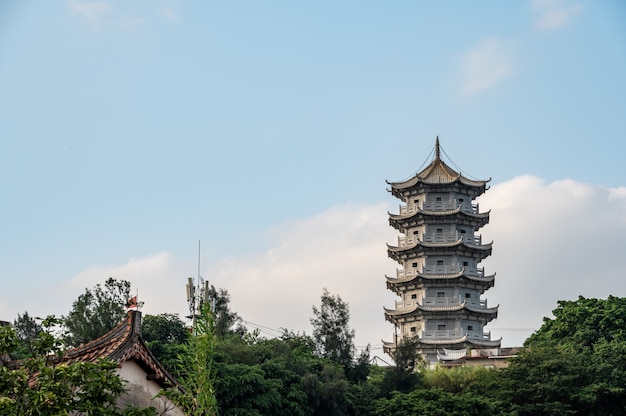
[386,138,490,199]
[388,205,490,230]
[384,302,499,323]
[385,269,496,291]
[382,336,502,350]
[387,238,493,262]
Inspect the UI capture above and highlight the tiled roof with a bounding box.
[386,138,490,194]
[63,310,177,388]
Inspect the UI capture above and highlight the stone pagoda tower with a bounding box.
[383,138,500,365]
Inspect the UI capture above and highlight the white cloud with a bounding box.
[211,177,626,351]
[119,16,144,33]
[479,175,626,346]
[3,177,624,355]
[62,252,188,317]
[67,0,146,33]
[67,0,112,31]
[459,37,515,98]
[531,0,582,31]
[209,203,398,352]
[0,252,189,322]
[159,7,179,23]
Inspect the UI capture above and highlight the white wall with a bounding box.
[117,360,185,416]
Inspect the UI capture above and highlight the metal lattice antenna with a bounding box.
[185,240,213,330]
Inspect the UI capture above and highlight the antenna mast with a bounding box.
[185,240,212,330]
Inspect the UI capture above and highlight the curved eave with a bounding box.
[466,338,502,348]
[383,337,502,350]
[382,339,398,350]
[384,305,419,316]
[389,206,490,222]
[385,271,496,286]
[384,303,499,317]
[63,311,178,388]
[419,335,469,345]
[386,169,490,192]
[387,239,493,253]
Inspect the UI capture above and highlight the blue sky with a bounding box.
[1,1,625,354]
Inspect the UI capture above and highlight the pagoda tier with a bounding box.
[386,144,490,201]
[382,336,502,351]
[387,238,492,263]
[388,205,490,231]
[385,269,496,293]
[384,302,498,324]
[388,180,488,201]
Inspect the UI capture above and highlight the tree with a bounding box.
[371,388,497,416]
[482,296,626,416]
[11,311,42,359]
[310,288,356,373]
[207,285,244,337]
[0,316,156,415]
[142,313,190,378]
[525,295,626,351]
[518,296,626,415]
[422,365,493,394]
[63,278,133,347]
[212,331,312,416]
[380,335,421,396]
[160,304,218,416]
[488,346,589,416]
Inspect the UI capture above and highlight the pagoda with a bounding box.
[383,138,500,365]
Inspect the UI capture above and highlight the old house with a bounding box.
[63,310,184,415]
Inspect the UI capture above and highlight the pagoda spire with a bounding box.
[435,136,440,160]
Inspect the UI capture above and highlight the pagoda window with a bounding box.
[413,230,419,235]
[411,294,417,299]
[459,198,464,203]
[436,197,442,202]
[437,291,445,298]
[437,260,444,266]
[412,262,418,268]
[468,325,474,331]
[410,326,417,332]
[463,261,469,266]
[460,229,466,234]
[465,293,471,299]
[437,324,446,330]
[436,228,443,233]
[413,199,419,204]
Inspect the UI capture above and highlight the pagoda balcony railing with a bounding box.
[397,265,485,279]
[398,232,482,247]
[399,201,479,216]
[395,296,488,310]
[421,330,492,341]
[393,330,492,342]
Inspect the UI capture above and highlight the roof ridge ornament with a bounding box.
[435,136,440,160]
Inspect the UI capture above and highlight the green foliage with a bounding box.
[371,388,497,416]
[0,316,156,416]
[526,295,626,350]
[63,277,133,347]
[489,346,589,415]
[422,365,493,394]
[380,336,421,396]
[485,296,626,415]
[213,333,312,416]
[208,285,244,337]
[10,312,42,359]
[311,288,363,380]
[160,303,218,416]
[142,313,189,378]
